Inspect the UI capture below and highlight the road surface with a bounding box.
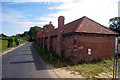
[2,42,54,78]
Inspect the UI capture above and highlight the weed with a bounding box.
[33,42,120,78]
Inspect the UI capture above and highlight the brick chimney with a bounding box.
[58,16,64,29]
[48,21,53,33]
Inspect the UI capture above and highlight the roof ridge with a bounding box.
[73,16,86,32]
[85,17,118,34]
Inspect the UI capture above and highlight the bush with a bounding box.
[0,40,8,51]
[12,38,16,46]
[8,38,13,47]
[15,38,19,45]
[33,42,75,67]
[7,37,17,47]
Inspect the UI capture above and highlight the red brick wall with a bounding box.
[52,37,57,51]
[61,34,114,62]
[62,36,74,59]
[39,33,115,62]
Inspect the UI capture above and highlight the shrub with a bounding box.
[8,38,13,47]
[12,37,16,47]
[0,40,8,51]
[15,38,19,45]
[33,42,75,67]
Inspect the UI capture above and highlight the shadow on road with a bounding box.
[14,53,31,56]
[10,61,34,64]
[8,42,55,71]
[30,45,54,70]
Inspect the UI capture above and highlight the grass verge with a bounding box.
[33,42,120,78]
[33,42,75,67]
[1,42,27,53]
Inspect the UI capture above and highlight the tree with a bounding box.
[43,24,55,31]
[0,33,7,37]
[109,17,120,35]
[43,24,49,30]
[29,26,41,41]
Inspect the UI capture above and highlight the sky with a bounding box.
[118,1,120,17]
[1,0,119,36]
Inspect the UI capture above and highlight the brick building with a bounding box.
[36,16,119,62]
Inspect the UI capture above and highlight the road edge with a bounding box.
[0,42,27,56]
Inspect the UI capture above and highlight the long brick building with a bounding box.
[36,16,119,62]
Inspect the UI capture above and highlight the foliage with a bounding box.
[43,24,55,30]
[65,58,120,78]
[33,42,75,67]
[109,17,120,35]
[0,40,8,52]
[8,38,13,47]
[33,42,120,78]
[43,24,49,30]
[29,26,41,41]
[12,37,17,46]
[7,37,17,47]
[118,58,120,73]
[15,38,19,45]
[0,33,8,37]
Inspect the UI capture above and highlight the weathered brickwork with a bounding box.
[36,16,118,62]
[74,34,114,62]
[52,37,57,51]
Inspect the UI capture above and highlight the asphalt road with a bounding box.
[2,42,53,78]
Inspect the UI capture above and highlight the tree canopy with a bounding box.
[29,26,41,41]
[109,17,120,35]
[43,24,55,30]
[1,24,55,41]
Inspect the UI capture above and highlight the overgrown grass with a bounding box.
[0,40,27,53]
[65,58,120,78]
[33,42,120,78]
[33,42,75,67]
[118,58,120,73]
[0,40,9,52]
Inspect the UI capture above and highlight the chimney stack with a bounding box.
[58,16,64,29]
[48,21,53,33]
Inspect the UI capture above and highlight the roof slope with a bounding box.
[52,16,118,35]
[62,17,84,33]
[75,16,118,35]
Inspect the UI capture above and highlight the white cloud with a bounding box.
[2,8,48,35]
[2,0,74,3]
[2,0,119,36]
[40,0,119,27]
[2,8,47,27]
[118,1,120,17]
[2,9,27,22]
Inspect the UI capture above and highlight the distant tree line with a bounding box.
[0,24,55,52]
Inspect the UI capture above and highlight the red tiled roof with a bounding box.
[75,16,118,35]
[51,16,84,35]
[53,16,118,35]
[38,16,118,37]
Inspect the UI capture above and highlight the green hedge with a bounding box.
[0,40,8,51]
[0,37,26,52]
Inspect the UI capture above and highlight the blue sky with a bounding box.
[1,0,119,36]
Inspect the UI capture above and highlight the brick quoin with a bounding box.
[36,16,119,63]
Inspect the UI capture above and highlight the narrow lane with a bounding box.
[2,42,53,78]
